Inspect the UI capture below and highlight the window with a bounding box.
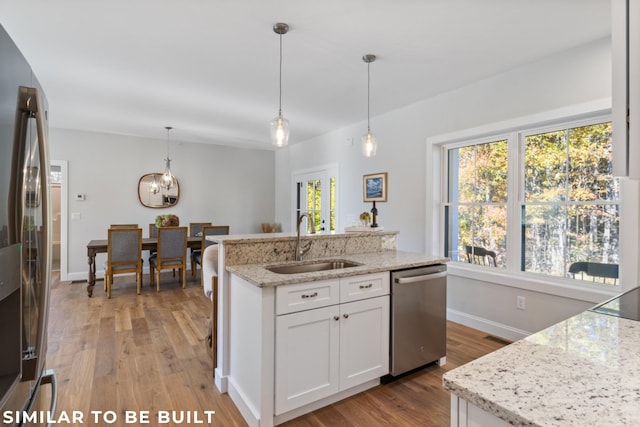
[445,138,508,268]
[444,117,620,286]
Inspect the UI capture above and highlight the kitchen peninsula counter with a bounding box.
[226,250,448,287]
[210,231,448,426]
[443,310,640,426]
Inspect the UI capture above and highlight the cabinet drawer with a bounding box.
[276,279,340,315]
[340,272,389,303]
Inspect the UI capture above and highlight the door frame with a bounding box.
[292,164,339,233]
[51,160,68,281]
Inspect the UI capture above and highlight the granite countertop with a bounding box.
[226,250,448,287]
[210,230,398,244]
[443,310,640,426]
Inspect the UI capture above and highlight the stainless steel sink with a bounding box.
[266,260,362,274]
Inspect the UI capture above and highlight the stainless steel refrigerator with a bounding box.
[0,23,57,426]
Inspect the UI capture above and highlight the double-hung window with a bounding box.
[444,116,620,287]
[445,137,509,268]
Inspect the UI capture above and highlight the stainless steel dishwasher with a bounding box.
[389,264,447,377]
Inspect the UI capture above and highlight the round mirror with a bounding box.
[138,173,180,208]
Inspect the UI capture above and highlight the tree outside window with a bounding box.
[523,122,619,282]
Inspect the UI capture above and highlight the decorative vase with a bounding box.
[155,214,179,228]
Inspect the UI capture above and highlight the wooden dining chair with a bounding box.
[148,223,159,262]
[104,227,143,298]
[148,223,158,238]
[189,222,212,237]
[192,225,229,279]
[188,222,211,272]
[149,226,188,291]
[201,245,219,367]
[110,223,138,229]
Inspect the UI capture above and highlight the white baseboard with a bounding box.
[447,308,531,342]
[214,370,228,393]
[227,378,260,427]
[274,379,378,425]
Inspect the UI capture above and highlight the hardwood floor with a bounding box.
[45,273,507,426]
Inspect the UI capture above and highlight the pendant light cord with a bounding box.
[278,33,283,115]
[367,61,371,131]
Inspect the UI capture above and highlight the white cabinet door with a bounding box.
[339,295,389,390]
[275,304,340,415]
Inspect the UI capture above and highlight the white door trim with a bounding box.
[51,160,68,281]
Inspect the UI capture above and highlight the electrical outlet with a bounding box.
[516,295,526,310]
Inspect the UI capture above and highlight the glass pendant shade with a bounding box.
[361,129,377,157]
[160,158,177,190]
[270,112,290,147]
[160,126,177,189]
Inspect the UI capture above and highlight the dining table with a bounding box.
[85,236,201,297]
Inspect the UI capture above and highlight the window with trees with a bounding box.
[444,117,620,286]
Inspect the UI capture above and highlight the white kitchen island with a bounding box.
[443,309,640,426]
[208,231,447,427]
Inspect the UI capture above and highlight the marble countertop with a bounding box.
[225,250,448,287]
[443,310,640,426]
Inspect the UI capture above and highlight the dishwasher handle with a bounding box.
[394,271,447,284]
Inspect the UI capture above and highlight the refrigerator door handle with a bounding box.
[7,87,30,244]
[31,86,52,380]
[40,369,58,427]
[33,86,51,253]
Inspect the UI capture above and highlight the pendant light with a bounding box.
[270,22,290,147]
[361,54,377,157]
[160,126,177,189]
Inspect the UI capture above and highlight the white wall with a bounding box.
[50,129,275,280]
[276,38,615,339]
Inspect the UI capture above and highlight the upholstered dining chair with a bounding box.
[188,222,211,273]
[148,223,158,238]
[149,226,188,291]
[189,222,212,237]
[191,225,229,279]
[104,227,143,298]
[110,223,138,229]
[149,223,179,277]
[148,223,159,262]
[201,245,219,366]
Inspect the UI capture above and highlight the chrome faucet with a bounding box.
[295,213,316,261]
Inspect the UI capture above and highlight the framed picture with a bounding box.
[363,172,387,202]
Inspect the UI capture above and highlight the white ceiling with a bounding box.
[0,1,611,150]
